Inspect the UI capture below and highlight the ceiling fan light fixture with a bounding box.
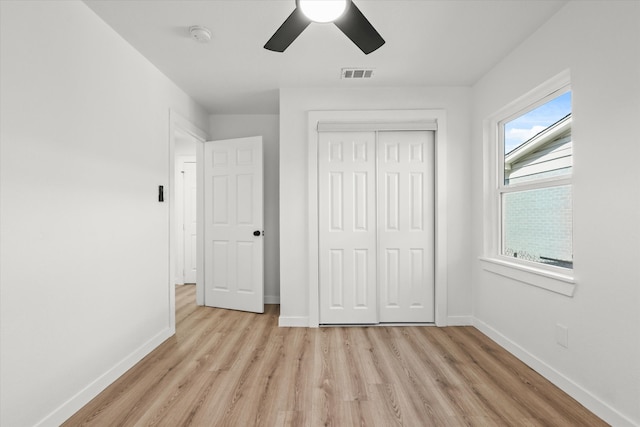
[299,0,347,23]
[264,0,384,54]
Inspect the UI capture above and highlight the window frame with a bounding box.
[480,71,576,297]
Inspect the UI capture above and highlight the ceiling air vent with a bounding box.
[341,68,374,79]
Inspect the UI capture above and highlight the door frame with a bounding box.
[169,110,208,330]
[307,109,448,327]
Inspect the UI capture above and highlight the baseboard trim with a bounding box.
[279,316,309,327]
[34,328,173,427]
[473,318,637,427]
[447,315,473,326]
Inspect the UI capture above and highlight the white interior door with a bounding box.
[203,136,264,313]
[318,130,435,324]
[183,161,197,283]
[377,131,435,322]
[319,131,377,324]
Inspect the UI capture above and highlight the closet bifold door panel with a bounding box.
[318,129,435,325]
[377,131,435,323]
[319,131,378,324]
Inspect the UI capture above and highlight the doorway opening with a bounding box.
[169,111,208,331]
[174,131,197,285]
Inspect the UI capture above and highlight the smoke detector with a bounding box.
[189,25,212,43]
[341,68,374,79]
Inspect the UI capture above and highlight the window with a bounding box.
[499,88,573,270]
[481,72,575,296]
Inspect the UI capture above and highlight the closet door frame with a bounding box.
[307,109,448,327]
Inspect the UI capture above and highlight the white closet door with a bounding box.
[319,131,377,324]
[377,131,435,322]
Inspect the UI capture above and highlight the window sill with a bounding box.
[479,257,576,297]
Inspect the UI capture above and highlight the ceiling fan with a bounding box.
[264,0,385,54]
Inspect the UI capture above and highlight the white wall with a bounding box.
[209,114,280,302]
[174,131,198,157]
[279,87,472,325]
[470,1,640,425]
[0,2,209,426]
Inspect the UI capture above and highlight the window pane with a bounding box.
[502,186,573,268]
[503,91,572,186]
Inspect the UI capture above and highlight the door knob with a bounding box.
[253,230,262,237]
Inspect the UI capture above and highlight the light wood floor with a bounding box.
[64,285,607,426]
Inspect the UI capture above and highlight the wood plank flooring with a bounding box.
[64,285,607,426]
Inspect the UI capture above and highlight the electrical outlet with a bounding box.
[556,324,569,348]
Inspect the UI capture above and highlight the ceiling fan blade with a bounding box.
[264,7,311,52]
[334,1,385,54]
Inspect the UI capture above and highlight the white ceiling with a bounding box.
[84,0,567,114]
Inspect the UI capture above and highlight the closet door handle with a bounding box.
[253,230,262,237]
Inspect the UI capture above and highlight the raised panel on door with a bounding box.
[377,131,435,323]
[319,131,377,324]
[204,136,264,313]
